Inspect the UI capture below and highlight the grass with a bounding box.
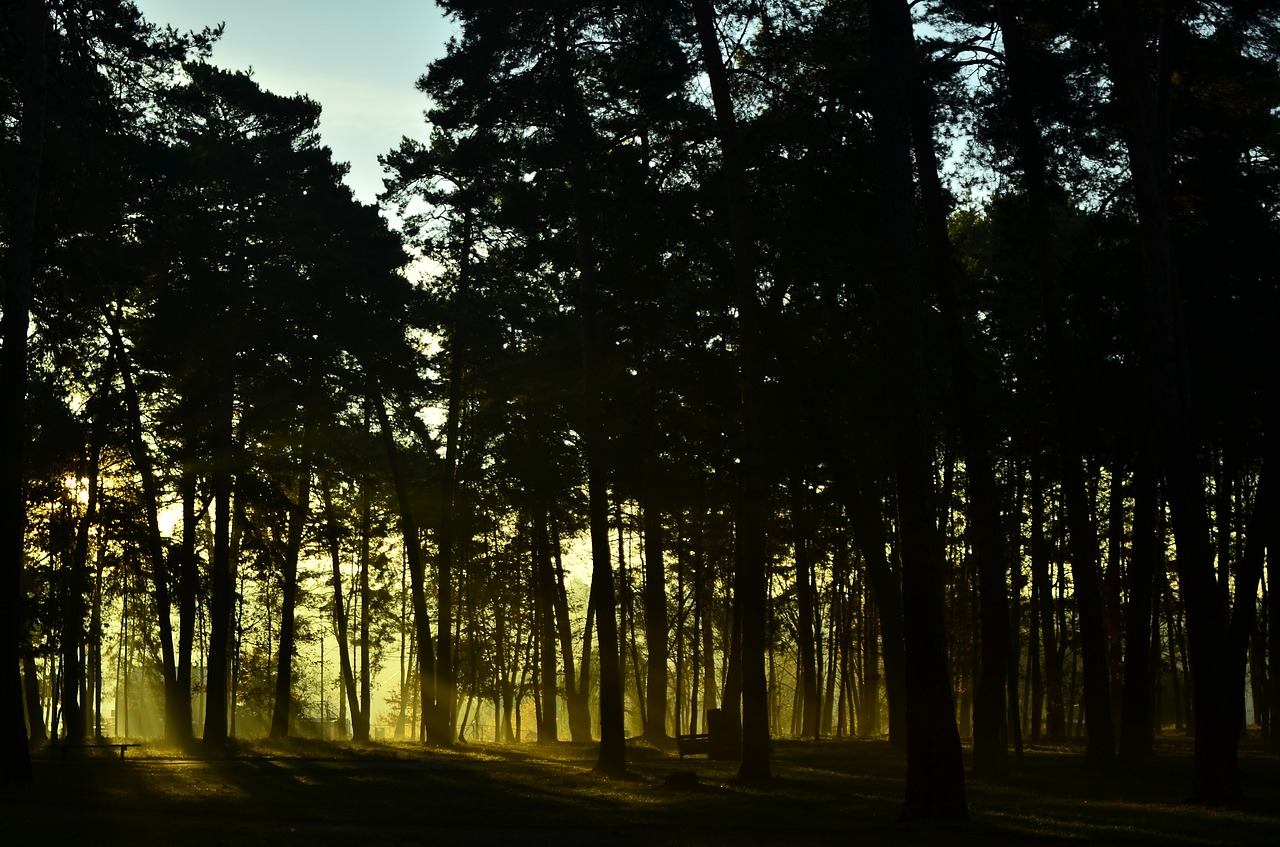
[5,735,1279,846]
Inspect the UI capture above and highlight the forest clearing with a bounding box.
[7,736,1280,846]
[5,0,1280,826]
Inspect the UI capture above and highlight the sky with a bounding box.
[131,0,458,205]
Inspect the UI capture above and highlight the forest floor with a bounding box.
[5,733,1279,846]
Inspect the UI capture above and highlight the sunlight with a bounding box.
[62,473,89,505]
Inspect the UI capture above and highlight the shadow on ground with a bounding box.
[6,736,1279,846]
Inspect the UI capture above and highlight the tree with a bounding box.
[994,0,1116,769]
[691,0,773,785]
[908,0,1013,778]
[4,0,202,770]
[1097,0,1277,801]
[268,368,315,740]
[867,0,967,820]
[150,61,393,745]
[3,1,50,777]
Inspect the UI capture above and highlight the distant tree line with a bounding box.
[3,0,1277,818]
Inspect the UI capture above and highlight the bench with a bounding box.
[675,733,713,758]
[54,742,141,759]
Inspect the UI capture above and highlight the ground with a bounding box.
[5,736,1279,846]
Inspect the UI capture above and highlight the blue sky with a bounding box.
[132,0,457,205]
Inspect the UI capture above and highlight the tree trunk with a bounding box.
[583,284,624,763]
[867,0,967,819]
[675,551,687,734]
[863,570,882,738]
[1271,511,1280,746]
[109,324,185,743]
[228,493,246,739]
[552,519,589,742]
[1162,574,1183,732]
[905,7,1011,777]
[1251,577,1268,741]
[721,581,743,754]
[177,464,198,743]
[357,420,374,742]
[1150,581,1165,738]
[823,532,847,737]
[686,577,698,734]
[692,0,772,785]
[822,579,839,737]
[1106,464,1127,732]
[1099,0,1233,801]
[60,436,100,743]
[2,0,48,781]
[1120,455,1159,765]
[1221,464,1273,792]
[88,541,104,739]
[436,221,470,746]
[791,480,820,740]
[1030,463,1066,742]
[270,401,314,739]
[21,654,43,744]
[697,538,718,724]
[576,566,597,740]
[549,11,625,775]
[642,496,669,742]
[321,478,363,741]
[533,506,558,743]
[619,508,648,735]
[462,568,481,744]
[203,368,235,748]
[842,600,857,738]
[998,0,1115,768]
[613,506,638,734]
[494,602,511,743]
[1007,463,1025,764]
[578,150,625,772]
[369,375,441,744]
[1029,576,1043,742]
